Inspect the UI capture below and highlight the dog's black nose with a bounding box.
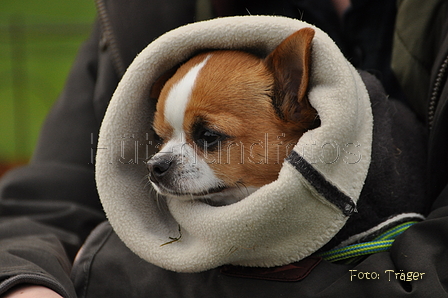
[146,158,172,183]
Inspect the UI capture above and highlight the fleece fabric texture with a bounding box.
[321,71,428,250]
[95,16,374,273]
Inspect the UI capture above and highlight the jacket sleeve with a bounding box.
[0,20,110,298]
[0,1,200,296]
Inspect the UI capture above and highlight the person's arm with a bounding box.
[0,20,110,298]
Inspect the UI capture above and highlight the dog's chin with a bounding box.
[197,187,259,206]
[152,183,258,206]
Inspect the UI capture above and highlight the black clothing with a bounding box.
[1,0,447,297]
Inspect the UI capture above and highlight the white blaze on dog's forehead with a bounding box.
[164,55,211,134]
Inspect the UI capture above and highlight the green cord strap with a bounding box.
[317,221,418,263]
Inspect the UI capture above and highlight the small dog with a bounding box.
[147,28,319,206]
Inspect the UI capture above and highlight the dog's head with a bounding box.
[147,28,318,205]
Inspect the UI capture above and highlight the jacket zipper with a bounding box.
[428,54,448,130]
[94,0,126,77]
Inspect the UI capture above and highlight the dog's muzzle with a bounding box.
[146,156,174,185]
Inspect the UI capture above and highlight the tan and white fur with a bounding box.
[146,28,319,206]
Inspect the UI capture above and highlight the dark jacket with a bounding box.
[0,0,447,297]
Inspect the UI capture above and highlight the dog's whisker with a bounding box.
[143,175,154,190]
[145,182,170,214]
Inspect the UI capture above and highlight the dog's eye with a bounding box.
[201,130,220,145]
[194,127,227,150]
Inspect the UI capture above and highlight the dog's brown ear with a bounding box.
[264,28,315,123]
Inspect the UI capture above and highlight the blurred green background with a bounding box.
[0,0,96,168]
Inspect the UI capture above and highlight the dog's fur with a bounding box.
[147,28,319,205]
